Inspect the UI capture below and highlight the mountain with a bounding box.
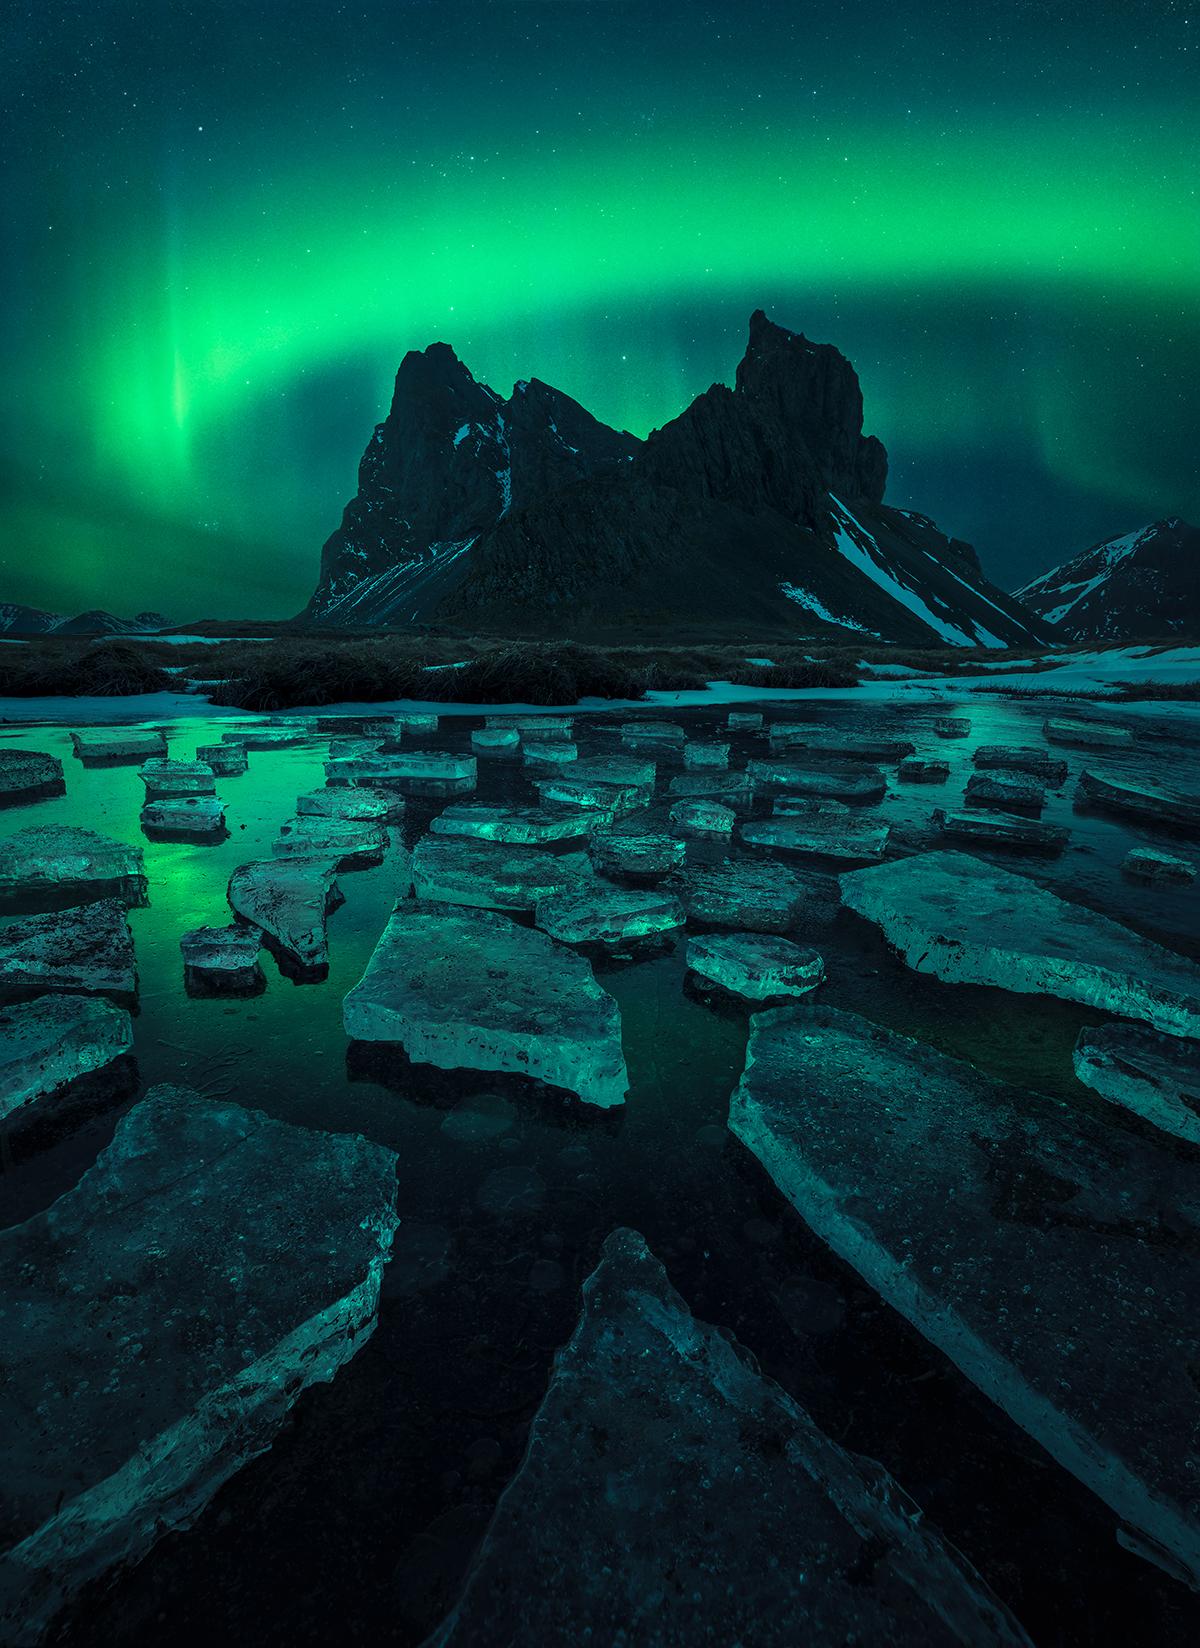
[0,605,169,637]
[309,311,1047,647]
[1016,519,1199,641]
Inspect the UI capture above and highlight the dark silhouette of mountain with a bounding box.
[309,312,1047,646]
[0,605,169,637]
[1016,519,1198,640]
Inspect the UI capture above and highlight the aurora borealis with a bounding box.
[3,1,1198,620]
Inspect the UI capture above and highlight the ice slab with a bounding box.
[486,714,572,739]
[222,726,306,749]
[329,751,475,797]
[396,712,440,734]
[899,757,950,783]
[141,797,227,839]
[841,850,1200,1037]
[274,815,388,868]
[935,811,1067,855]
[138,759,215,799]
[430,804,589,845]
[521,740,578,765]
[589,829,685,879]
[1074,1022,1200,1145]
[412,836,593,913]
[973,746,1068,785]
[727,710,763,730]
[681,859,812,934]
[180,925,263,994]
[194,742,246,776]
[69,729,166,764]
[669,798,735,835]
[470,727,519,753]
[0,1085,398,1641]
[344,902,628,1108]
[297,786,403,823]
[742,816,889,863]
[769,726,916,762]
[569,755,656,790]
[1123,847,1196,884]
[0,995,132,1125]
[426,1228,1031,1648]
[683,740,729,769]
[0,901,135,1001]
[729,1003,1200,1589]
[535,883,685,948]
[748,759,886,803]
[935,717,971,738]
[1078,770,1200,832]
[0,750,65,809]
[228,856,343,975]
[965,773,1046,813]
[687,931,824,1001]
[328,737,383,760]
[533,777,637,819]
[666,771,754,804]
[620,719,685,746]
[1044,718,1134,749]
[0,826,146,910]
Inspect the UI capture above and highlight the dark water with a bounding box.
[2,694,1198,1646]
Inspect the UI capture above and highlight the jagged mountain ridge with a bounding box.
[309,311,1047,646]
[1016,519,1198,641]
[0,605,170,637]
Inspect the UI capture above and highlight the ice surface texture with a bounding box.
[1074,1023,1200,1145]
[0,901,135,1000]
[0,1086,398,1642]
[0,995,132,1124]
[729,1004,1200,1589]
[426,1228,1032,1647]
[344,901,628,1108]
[228,856,342,974]
[687,931,824,1001]
[0,751,66,809]
[841,851,1200,1037]
[0,827,146,910]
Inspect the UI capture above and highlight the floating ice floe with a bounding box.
[533,776,640,818]
[70,728,167,764]
[431,804,589,845]
[934,716,971,738]
[297,786,402,823]
[0,1085,398,1642]
[682,859,813,934]
[228,856,343,975]
[1043,717,1134,750]
[1074,1022,1200,1146]
[748,760,886,803]
[589,829,686,879]
[486,713,571,739]
[742,815,889,863]
[425,1227,1032,1648]
[972,746,1068,785]
[535,883,685,948]
[666,771,754,804]
[0,826,146,910]
[840,850,1200,1036]
[0,900,135,1000]
[898,757,950,783]
[726,710,762,731]
[728,1003,1200,1589]
[344,901,628,1108]
[141,797,227,839]
[934,810,1068,855]
[669,798,735,835]
[1078,770,1200,832]
[180,924,264,993]
[569,755,656,791]
[1122,847,1196,884]
[138,758,215,799]
[222,725,307,749]
[412,836,593,912]
[0,994,132,1125]
[327,751,477,797]
[687,931,824,1001]
[470,727,519,754]
[522,740,578,765]
[619,719,685,746]
[195,741,247,776]
[682,740,729,769]
[768,726,916,762]
[274,815,388,869]
[964,772,1046,814]
[0,749,66,809]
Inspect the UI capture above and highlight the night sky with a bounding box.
[3,1,1197,620]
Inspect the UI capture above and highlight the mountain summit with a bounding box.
[308,313,1046,645]
[1016,519,1198,641]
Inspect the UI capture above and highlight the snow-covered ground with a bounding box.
[1,643,1195,726]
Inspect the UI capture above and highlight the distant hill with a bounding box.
[309,311,1048,648]
[0,605,170,637]
[1016,519,1198,641]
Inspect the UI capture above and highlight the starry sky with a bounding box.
[3,0,1197,620]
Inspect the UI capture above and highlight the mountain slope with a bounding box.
[0,605,169,637]
[1016,519,1199,640]
[311,311,1047,646]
